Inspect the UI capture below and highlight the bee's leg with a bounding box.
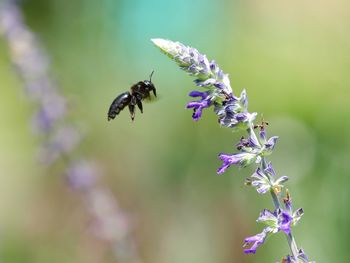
[133,93,143,113]
[136,98,143,113]
[128,96,137,121]
[128,104,135,121]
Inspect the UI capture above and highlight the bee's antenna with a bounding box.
[149,70,155,82]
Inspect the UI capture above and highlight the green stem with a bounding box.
[287,233,299,260]
[270,187,281,209]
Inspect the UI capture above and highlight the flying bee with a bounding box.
[107,71,156,121]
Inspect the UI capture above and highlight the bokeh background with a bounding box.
[1,0,349,262]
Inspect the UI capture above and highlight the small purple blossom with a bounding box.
[243,208,294,254]
[264,162,276,176]
[38,125,81,165]
[247,167,272,194]
[32,91,67,133]
[67,160,98,190]
[258,208,293,235]
[236,134,260,151]
[243,229,268,254]
[194,78,217,87]
[259,127,267,141]
[255,126,279,156]
[264,136,279,152]
[284,249,315,263]
[217,152,257,174]
[217,127,280,176]
[254,206,303,238]
[188,90,208,99]
[282,191,304,225]
[278,210,293,235]
[257,209,279,230]
[218,111,257,129]
[246,163,289,194]
[186,90,212,121]
[214,89,256,130]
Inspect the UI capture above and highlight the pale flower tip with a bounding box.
[151,38,169,49]
[150,38,161,44]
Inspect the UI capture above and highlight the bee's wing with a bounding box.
[143,93,160,103]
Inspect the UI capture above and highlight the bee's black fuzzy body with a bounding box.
[107,72,156,121]
[107,92,132,121]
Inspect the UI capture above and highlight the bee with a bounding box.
[107,71,156,121]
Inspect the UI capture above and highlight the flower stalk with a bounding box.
[152,38,313,262]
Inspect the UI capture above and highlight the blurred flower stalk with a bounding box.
[152,38,314,262]
[0,1,141,262]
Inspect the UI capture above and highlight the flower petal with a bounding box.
[243,230,268,254]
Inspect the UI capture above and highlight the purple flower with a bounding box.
[264,162,275,176]
[257,209,279,228]
[217,152,257,174]
[243,208,291,254]
[264,136,279,151]
[243,229,268,254]
[188,90,207,99]
[284,249,315,263]
[236,134,260,151]
[187,100,211,121]
[255,208,294,235]
[246,163,289,194]
[297,249,314,263]
[186,90,213,121]
[218,111,257,130]
[32,91,67,133]
[277,206,304,234]
[246,167,272,194]
[259,127,267,141]
[243,208,296,254]
[282,191,304,225]
[193,78,217,87]
[256,126,279,155]
[253,126,279,157]
[278,210,293,235]
[39,125,81,165]
[214,90,256,130]
[67,160,98,190]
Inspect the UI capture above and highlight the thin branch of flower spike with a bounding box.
[0,1,141,262]
[152,38,314,262]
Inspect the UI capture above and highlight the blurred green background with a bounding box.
[1,0,349,262]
